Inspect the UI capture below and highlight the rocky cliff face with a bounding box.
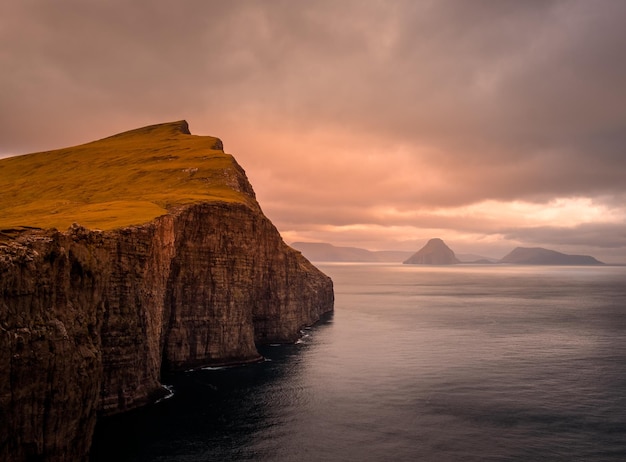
[0,122,334,461]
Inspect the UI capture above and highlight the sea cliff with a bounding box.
[0,122,334,461]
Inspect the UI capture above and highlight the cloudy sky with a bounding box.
[2,0,626,262]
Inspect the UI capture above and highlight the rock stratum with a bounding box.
[0,121,334,461]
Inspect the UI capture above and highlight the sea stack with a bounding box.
[0,121,334,461]
[403,238,460,265]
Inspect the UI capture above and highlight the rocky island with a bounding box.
[403,238,460,265]
[499,247,604,265]
[0,121,334,461]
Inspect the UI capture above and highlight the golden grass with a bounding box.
[0,121,253,232]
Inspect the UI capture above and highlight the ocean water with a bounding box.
[91,263,626,461]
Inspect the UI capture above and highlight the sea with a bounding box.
[91,263,626,461]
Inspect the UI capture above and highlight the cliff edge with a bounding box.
[0,121,334,461]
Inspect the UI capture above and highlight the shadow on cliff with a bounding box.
[90,312,334,461]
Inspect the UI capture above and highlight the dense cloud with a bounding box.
[1,0,625,260]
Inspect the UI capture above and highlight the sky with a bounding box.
[1,0,626,262]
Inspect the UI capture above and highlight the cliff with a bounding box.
[499,247,604,265]
[403,238,460,265]
[0,121,334,461]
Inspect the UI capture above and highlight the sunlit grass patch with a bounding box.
[0,121,253,232]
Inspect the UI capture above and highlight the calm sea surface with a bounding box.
[92,263,626,461]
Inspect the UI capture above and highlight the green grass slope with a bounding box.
[0,121,254,234]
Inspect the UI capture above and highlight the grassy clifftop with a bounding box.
[0,121,255,233]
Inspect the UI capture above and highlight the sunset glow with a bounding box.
[2,1,625,262]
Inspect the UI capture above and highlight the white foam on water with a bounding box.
[155,384,174,404]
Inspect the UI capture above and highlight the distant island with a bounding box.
[293,240,604,266]
[403,238,460,265]
[500,247,604,265]
[291,242,414,262]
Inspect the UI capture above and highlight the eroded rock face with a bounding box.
[0,203,333,461]
[0,230,105,461]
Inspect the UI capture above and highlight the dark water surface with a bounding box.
[92,264,626,461]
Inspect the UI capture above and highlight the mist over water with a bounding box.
[92,264,626,461]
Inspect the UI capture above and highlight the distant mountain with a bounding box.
[499,247,604,265]
[403,238,460,265]
[291,242,413,262]
[456,253,499,263]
